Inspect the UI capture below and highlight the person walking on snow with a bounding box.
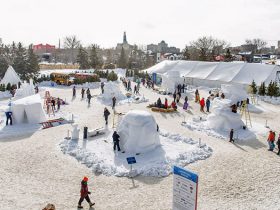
[104,107,110,125]
[87,93,92,105]
[77,176,95,209]
[200,98,205,112]
[73,86,76,97]
[86,88,90,96]
[5,111,12,126]
[267,130,275,151]
[57,98,61,110]
[206,97,211,112]
[112,131,121,151]
[112,96,116,109]
[229,129,234,142]
[164,98,168,109]
[81,88,85,99]
[134,85,137,94]
[101,82,104,94]
[173,91,177,102]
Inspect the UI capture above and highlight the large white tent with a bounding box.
[145,60,280,88]
[0,66,21,86]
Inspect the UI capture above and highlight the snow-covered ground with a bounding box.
[1,80,280,210]
[60,128,212,177]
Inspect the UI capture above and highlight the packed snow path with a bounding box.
[0,83,280,209]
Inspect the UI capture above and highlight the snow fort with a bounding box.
[207,98,245,131]
[117,110,160,154]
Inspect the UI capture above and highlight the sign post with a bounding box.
[173,166,198,210]
[126,157,137,188]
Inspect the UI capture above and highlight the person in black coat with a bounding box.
[173,91,176,102]
[229,129,234,142]
[112,131,121,151]
[112,96,116,109]
[104,107,110,125]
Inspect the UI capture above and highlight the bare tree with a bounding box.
[63,35,81,64]
[190,36,229,61]
[245,38,267,54]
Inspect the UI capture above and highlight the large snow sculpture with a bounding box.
[221,84,248,104]
[207,98,245,131]
[99,81,126,104]
[117,110,160,153]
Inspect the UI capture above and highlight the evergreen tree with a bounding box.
[89,44,101,69]
[77,46,90,69]
[118,47,127,68]
[250,80,258,94]
[182,46,191,60]
[258,82,266,96]
[272,82,279,97]
[267,81,274,97]
[26,45,40,78]
[107,71,118,81]
[14,42,28,80]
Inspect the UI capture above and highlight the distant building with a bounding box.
[116,32,133,52]
[147,40,180,54]
[33,43,55,51]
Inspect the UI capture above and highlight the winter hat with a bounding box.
[83,176,88,182]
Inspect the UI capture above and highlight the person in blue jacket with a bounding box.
[206,97,211,112]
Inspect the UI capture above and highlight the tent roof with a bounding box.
[0,66,21,85]
[145,60,280,85]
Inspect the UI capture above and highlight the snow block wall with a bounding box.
[117,110,160,154]
[207,98,245,131]
[11,94,46,124]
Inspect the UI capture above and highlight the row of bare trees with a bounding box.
[182,36,268,61]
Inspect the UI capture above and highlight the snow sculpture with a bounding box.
[117,110,160,153]
[14,79,35,99]
[100,81,126,103]
[71,124,80,140]
[207,98,245,131]
[221,84,248,104]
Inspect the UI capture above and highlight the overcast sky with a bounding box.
[1,0,280,49]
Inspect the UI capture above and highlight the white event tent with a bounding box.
[145,60,280,89]
[0,66,21,87]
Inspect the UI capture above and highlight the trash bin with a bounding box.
[83,127,88,139]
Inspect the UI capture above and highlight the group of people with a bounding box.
[267,130,280,155]
[46,96,62,116]
[194,89,211,113]
[79,87,92,105]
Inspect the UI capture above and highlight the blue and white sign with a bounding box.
[126,157,136,164]
[173,166,198,210]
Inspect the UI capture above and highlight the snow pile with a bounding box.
[14,79,35,99]
[207,98,245,131]
[11,94,46,124]
[118,110,160,153]
[0,91,12,99]
[97,81,126,105]
[221,84,248,104]
[161,71,183,93]
[118,94,149,105]
[182,98,257,141]
[60,111,212,177]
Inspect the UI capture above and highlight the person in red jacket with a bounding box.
[267,130,275,151]
[78,176,95,209]
[200,98,205,112]
[164,98,168,109]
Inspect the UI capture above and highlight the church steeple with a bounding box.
[123,31,127,44]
